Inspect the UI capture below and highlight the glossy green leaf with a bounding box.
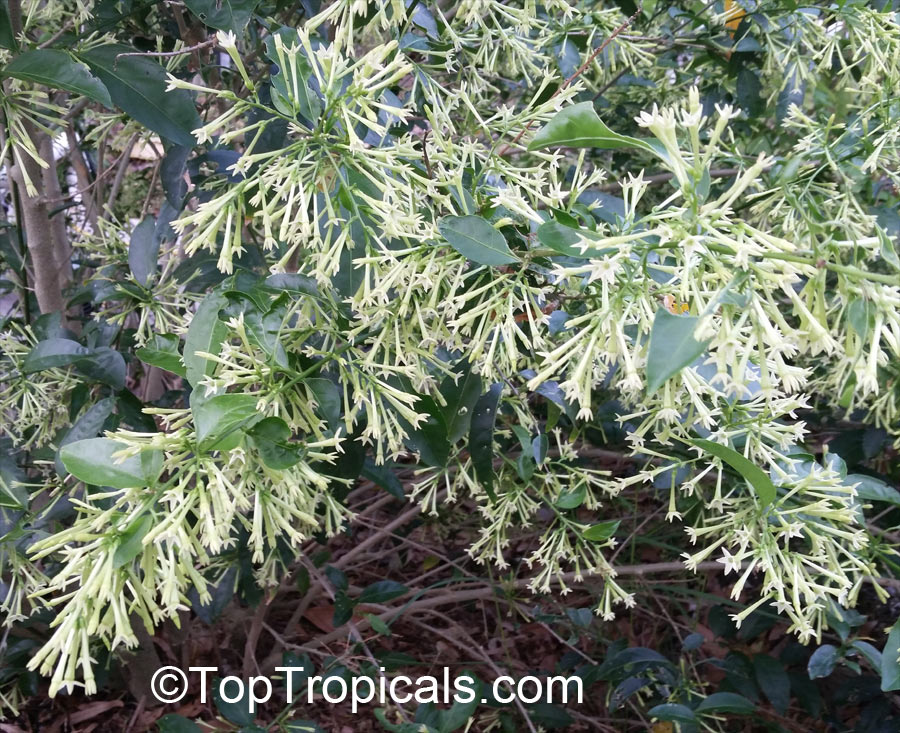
[264,30,321,124]
[213,676,254,726]
[438,215,517,266]
[22,338,90,372]
[192,392,260,451]
[847,473,900,505]
[438,363,483,443]
[128,215,159,287]
[691,439,777,508]
[808,644,839,679]
[0,1,15,49]
[695,692,755,715]
[2,49,112,106]
[532,433,549,464]
[184,0,259,32]
[60,438,163,488]
[75,346,126,390]
[80,45,200,147]
[646,309,711,395]
[56,397,115,475]
[281,651,314,698]
[161,144,190,209]
[113,513,153,567]
[556,483,585,509]
[536,220,608,257]
[847,298,874,339]
[184,290,228,386]
[0,444,28,509]
[361,458,405,500]
[469,383,502,501]
[333,590,355,626]
[753,654,790,714]
[583,519,620,541]
[136,333,187,377]
[648,703,696,724]
[247,416,301,469]
[850,640,882,672]
[528,102,661,156]
[881,621,900,691]
[358,580,409,604]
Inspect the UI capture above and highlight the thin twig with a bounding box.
[114,38,217,68]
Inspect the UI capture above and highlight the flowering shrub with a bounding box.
[1,0,900,727]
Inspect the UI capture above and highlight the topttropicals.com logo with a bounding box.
[150,665,584,715]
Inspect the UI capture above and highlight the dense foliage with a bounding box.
[1,0,900,729]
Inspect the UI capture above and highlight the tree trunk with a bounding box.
[10,126,67,316]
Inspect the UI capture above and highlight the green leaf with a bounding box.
[56,397,115,475]
[2,49,112,107]
[161,145,190,209]
[213,677,254,726]
[808,644,839,679]
[438,362,483,443]
[265,272,320,297]
[157,714,202,733]
[136,333,187,377]
[536,220,608,257]
[263,29,321,124]
[247,416,301,469]
[736,68,763,117]
[358,580,409,604]
[281,652,314,698]
[847,473,900,505]
[184,0,259,32]
[0,1,16,49]
[847,298,874,339]
[184,290,228,386]
[645,309,711,395]
[60,438,163,489]
[532,433,549,464]
[360,458,404,500]
[556,483,585,509]
[648,703,696,724]
[75,347,126,390]
[690,439,777,508]
[270,51,321,125]
[0,444,27,509]
[129,216,159,287]
[438,215,517,266]
[695,692,755,715]
[528,102,661,156]
[850,640,882,672]
[22,338,90,372]
[438,677,480,732]
[753,654,790,714]
[192,392,260,451]
[877,225,900,270]
[367,613,392,636]
[306,377,341,430]
[333,590,355,626]
[80,45,200,147]
[583,519,620,541]
[882,621,900,691]
[469,383,502,501]
[402,395,450,468]
[113,513,153,568]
